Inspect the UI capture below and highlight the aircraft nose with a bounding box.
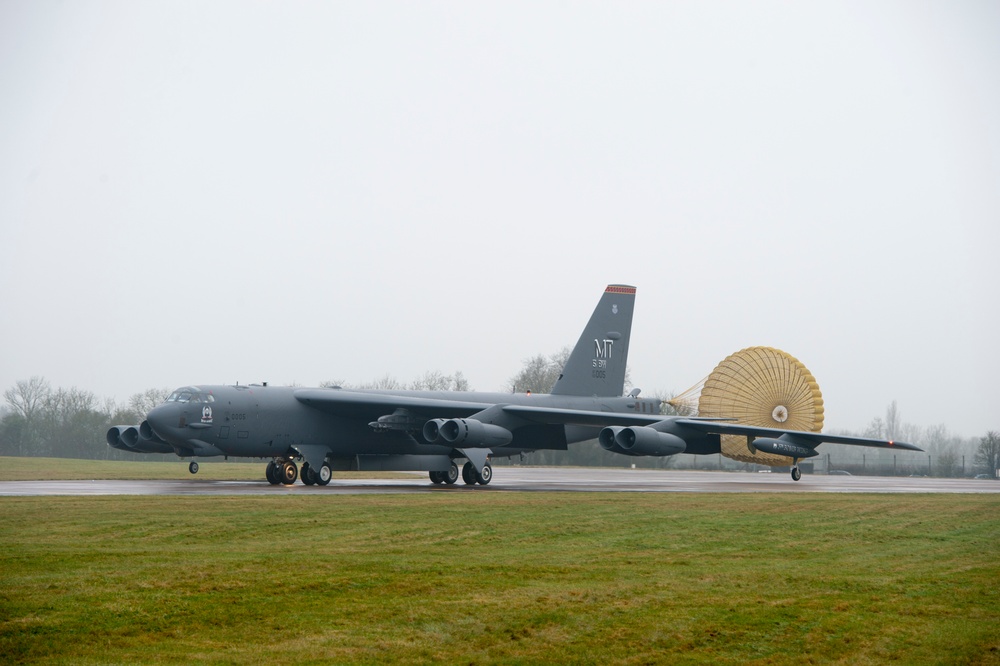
[145,404,180,438]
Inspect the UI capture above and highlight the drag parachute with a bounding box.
[668,347,825,465]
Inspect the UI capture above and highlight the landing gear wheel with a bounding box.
[315,464,332,486]
[462,461,477,485]
[265,461,280,485]
[429,471,444,485]
[301,463,316,486]
[791,466,801,482]
[279,461,298,485]
[476,463,492,485]
[444,462,459,485]
[188,461,199,475]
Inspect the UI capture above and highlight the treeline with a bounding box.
[0,377,172,461]
[817,400,997,477]
[320,370,472,392]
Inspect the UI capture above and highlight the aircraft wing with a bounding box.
[672,418,922,451]
[502,407,920,450]
[293,389,488,419]
[294,391,668,427]
[500,404,666,427]
[293,390,921,452]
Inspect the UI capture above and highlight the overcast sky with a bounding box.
[1,1,997,437]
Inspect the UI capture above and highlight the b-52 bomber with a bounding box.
[107,284,921,484]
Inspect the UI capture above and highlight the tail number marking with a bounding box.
[593,339,613,377]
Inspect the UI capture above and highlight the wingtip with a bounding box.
[891,440,923,452]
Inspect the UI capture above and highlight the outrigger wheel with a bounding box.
[669,346,825,475]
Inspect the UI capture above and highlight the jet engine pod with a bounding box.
[121,426,141,448]
[422,419,447,443]
[599,426,628,454]
[106,426,132,450]
[439,419,513,447]
[106,424,173,453]
[751,437,818,460]
[139,420,165,443]
[615,426,687,457]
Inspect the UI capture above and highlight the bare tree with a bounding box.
[506,347,571,393]
[409,371,472,392]
[451,371,470,392]
[336,374,405,390]
[863,416,885,440]
[4,376,51,421]
[409,371,452,391]
[974,431,1000,478]
[885,400,900,441]
[3,377,52,454]
[122,388,171,423]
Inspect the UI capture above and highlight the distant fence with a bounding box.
[654,453,989,478]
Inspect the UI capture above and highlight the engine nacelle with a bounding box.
[599,425,687,457]
[422,419,447,443]
[437,419,513,447]
[106,426,133,451]
[599,426,629,454]
[106,424,173,454]
[751,437,818,460]
[121,426,141,448]
[139,420,164,442]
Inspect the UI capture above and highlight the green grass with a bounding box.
[1,493,998,664]
[0,456,414,481]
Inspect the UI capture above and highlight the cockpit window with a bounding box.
[166,388,214,403]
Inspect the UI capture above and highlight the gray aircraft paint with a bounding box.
[108,284,922,485]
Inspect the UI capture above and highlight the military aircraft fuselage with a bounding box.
[144,383,662,462]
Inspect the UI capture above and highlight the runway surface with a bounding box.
[2,468,998,496]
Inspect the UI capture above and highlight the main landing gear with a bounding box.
[429,460,492,486]
[429,461,460,485]
[301,461,332,486]
[265,459,297,485]
[188,461,199,474]
[266,459,292,485]
[266,458,332,486]
[462,461,492,486]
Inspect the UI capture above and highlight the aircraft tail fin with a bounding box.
[550,284,636,397]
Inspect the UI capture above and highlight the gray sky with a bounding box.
[2,1,998,437]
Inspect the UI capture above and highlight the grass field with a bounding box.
[2,484,998,664]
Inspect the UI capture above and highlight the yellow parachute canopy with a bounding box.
[668,347,825,466]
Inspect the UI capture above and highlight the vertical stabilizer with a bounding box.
[550,285,636,397]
